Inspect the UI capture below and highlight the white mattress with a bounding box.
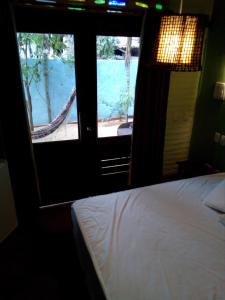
[72,173,225,300]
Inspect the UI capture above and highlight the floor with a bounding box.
[32,118,133,143]
[0,205,90,300]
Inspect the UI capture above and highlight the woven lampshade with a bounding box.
[152,15,205,71]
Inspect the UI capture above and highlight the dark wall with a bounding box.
[0,2,41,224]
[190,0,225,171]
[0,121,6,159]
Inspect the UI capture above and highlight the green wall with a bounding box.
[190,0,225,171]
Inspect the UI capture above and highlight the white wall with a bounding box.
[0,160,17,242]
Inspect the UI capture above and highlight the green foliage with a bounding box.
[18,33,40,84]
[20,62,41,83]
[17,33,73,85]
[97,36,119,59]
[100,37,133,122]
[117,89,133,118]
[17,33,73,128]
[103,88,134,120]
[50,34,67,56]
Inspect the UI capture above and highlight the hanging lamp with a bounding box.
[152,0,205,71]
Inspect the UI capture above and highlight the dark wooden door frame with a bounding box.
[13,5,142,206]
[1,2,41,225]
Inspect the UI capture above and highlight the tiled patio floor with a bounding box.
[32,119,132,143]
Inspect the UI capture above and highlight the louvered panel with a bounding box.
[167,105,197,115]
[167,107,196,114]
[164,154,190,175]
[164,150,190,158]
[101,157,130,167]
[164,152,190,162]
[164,135,192,145]
[100,156,130,175]
[164,129,194,138]
[97,136,131,193]
[164,145,190,154]
[163,72,201,177]
[167,127,195,139]
[167,91,199,99]
[164,136,197,173]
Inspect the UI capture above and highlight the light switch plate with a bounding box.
[220,135,225,146]
[214,132,221,143]
[214,82,225,101]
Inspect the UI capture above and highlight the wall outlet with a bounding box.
[220,135,225,146]
[214,132,221,143]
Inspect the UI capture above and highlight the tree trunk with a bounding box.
[23,36,34,131]
[43,34,52,123]
[25,82,34,131]
[43,53,52,123]
[125,37,132,123]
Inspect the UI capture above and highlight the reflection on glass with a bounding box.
[17,33,78,142]
[97,36,140,137]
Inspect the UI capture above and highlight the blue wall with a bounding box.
[23,58,138,125]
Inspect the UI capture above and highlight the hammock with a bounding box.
[32,88,76,140]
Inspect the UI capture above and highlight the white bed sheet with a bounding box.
[72,173,225,300]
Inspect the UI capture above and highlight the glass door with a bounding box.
[96,36,140,193]
[17,32,96,205]
[17,33,78,143]
[97,36,139,137]
[15,8,142,204]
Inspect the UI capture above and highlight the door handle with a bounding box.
[86,126,92,132]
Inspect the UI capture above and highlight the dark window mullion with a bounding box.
[75,31,97,144]
[75,30,99,194]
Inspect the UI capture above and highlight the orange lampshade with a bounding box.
[152,15,205,71]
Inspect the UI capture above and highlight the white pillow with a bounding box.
[203,179,225,213]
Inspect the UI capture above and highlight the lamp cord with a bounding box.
[179,0,183,14]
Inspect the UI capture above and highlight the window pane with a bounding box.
[97,36,140,138]
[17,33,78,142]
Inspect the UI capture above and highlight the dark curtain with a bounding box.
[130,11,170,187]
[0,1,41,225]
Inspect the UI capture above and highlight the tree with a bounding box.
[124,37,132,122]
[17,33,41,131]
[116,89,134,121]
[97,36,119,59]
[17,33,69,130]
[102,37,133,122]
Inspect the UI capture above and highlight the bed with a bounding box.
[71,173,225,300]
